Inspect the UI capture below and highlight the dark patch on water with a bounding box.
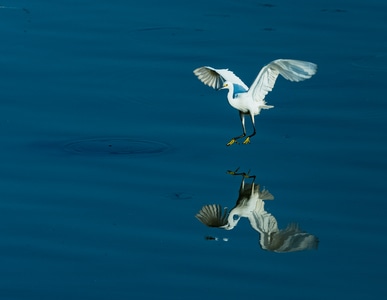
[259,3,276,8]
[165,192,194,200]
[204,236,229,242]
[321,8,347,13]
[63,137,170,156]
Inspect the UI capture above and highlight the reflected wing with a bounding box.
[247,59,317,102]
[267,223,319,253]
[195,204,229,227]
[193,66,248,90]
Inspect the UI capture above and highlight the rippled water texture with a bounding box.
[1,0,386,299]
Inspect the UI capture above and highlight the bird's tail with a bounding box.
[260,189,274,200]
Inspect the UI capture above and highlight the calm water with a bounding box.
[1,0,386,299]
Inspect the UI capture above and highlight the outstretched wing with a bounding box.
[193,66,248,90]
[247,59,317,102]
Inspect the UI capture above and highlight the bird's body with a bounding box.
[224,83,273,115]
[194,59,317,145]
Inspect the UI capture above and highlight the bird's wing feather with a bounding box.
[247,59,317,102]
[193,66,248,90]
[195,204,229,228]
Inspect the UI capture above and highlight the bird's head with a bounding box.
[219,81,231,90]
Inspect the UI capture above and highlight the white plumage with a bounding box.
[194,59,317,146]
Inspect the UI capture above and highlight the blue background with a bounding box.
[1,0,386,299]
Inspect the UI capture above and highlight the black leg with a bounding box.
[226,112,247,146]
[242,114,256,144]
[227,168,256,192]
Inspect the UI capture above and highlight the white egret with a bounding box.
[194,59,317,146]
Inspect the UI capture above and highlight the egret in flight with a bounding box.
[194,59,317,146]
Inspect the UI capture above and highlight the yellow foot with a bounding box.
[242,137,251,144]
[226,138,237,146]
[227,167,240,175]
[242,170,251,178]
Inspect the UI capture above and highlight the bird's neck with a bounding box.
[227,87,241,110]
[226,84,248,109]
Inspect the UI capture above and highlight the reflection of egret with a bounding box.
[194,59,317,146]
[196,169,318,252]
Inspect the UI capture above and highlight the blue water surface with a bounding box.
[1,0,386,299]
